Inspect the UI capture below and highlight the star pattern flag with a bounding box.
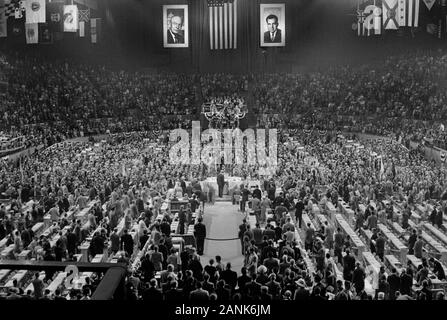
[24,0,45,24]
[208,0,237,50]
[25,22,37,43]
[383,0,399,29]
[397,0,420,27]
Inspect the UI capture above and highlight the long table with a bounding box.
[423,223,447,247]
[334,214,365,259]
[47,272,67,294]
[337,198,355,225]
[325,201,337,223]
[377,223,408,263]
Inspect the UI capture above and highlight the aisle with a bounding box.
[201,201,245,272]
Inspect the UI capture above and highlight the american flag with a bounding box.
[207,0,237,50]
[397,0,420,27]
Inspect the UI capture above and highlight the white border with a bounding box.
[260,3,285,47]
[163,4,189,48]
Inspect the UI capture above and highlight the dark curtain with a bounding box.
[105,0,307,73]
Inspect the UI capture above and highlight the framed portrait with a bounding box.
[163,5,189,48]
[260,3,285,47]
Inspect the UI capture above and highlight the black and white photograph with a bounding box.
[260,3,285,47]
[163,4,188,48]
[0,0,447,316]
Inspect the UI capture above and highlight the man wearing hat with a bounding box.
[293,278,309,300]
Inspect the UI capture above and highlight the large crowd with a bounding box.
[1,48,447,300]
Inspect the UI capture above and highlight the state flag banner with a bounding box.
[422,0,435,10]
[4,0,24,19]
[38,22,52,43]
[383,0,399,29]
[90,17,100,43]
[360,2,382,36]
[47,2,63,32]
[63,5,78,32]
[0,0,7,37]
[78,9,90,22]
[208,0,237,50]
[79,20,85,37]
[25,22,38,43]
[7,14,25,39]
[398,0,419,27]
[78,9,89,38]
[25,0,45,24]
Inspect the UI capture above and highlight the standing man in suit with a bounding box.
[194,217,206,255]
[217,171,225,198]
[263,14,282,43]
[167,14,185,44]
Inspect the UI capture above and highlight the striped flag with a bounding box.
[208,0,237,50]
[397,0,419,27]
[78,9,89,37]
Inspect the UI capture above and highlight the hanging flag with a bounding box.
[90,17,100,43]
[47,1,63,32]
[7,12,25,39]
[0,0,7,37]
[38,22,52,43]
[63,5,78,32]
[373,1,382,34]
[357,8,366,36]
[24,0,44,23]
[25,22,37,43]
[361,1,382,36]
[208,0,237,50]
[422,0,435,10]
[78,9,89,37]
[4,0,24,19]
[397,0,420,27]
[383,0,399,29]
